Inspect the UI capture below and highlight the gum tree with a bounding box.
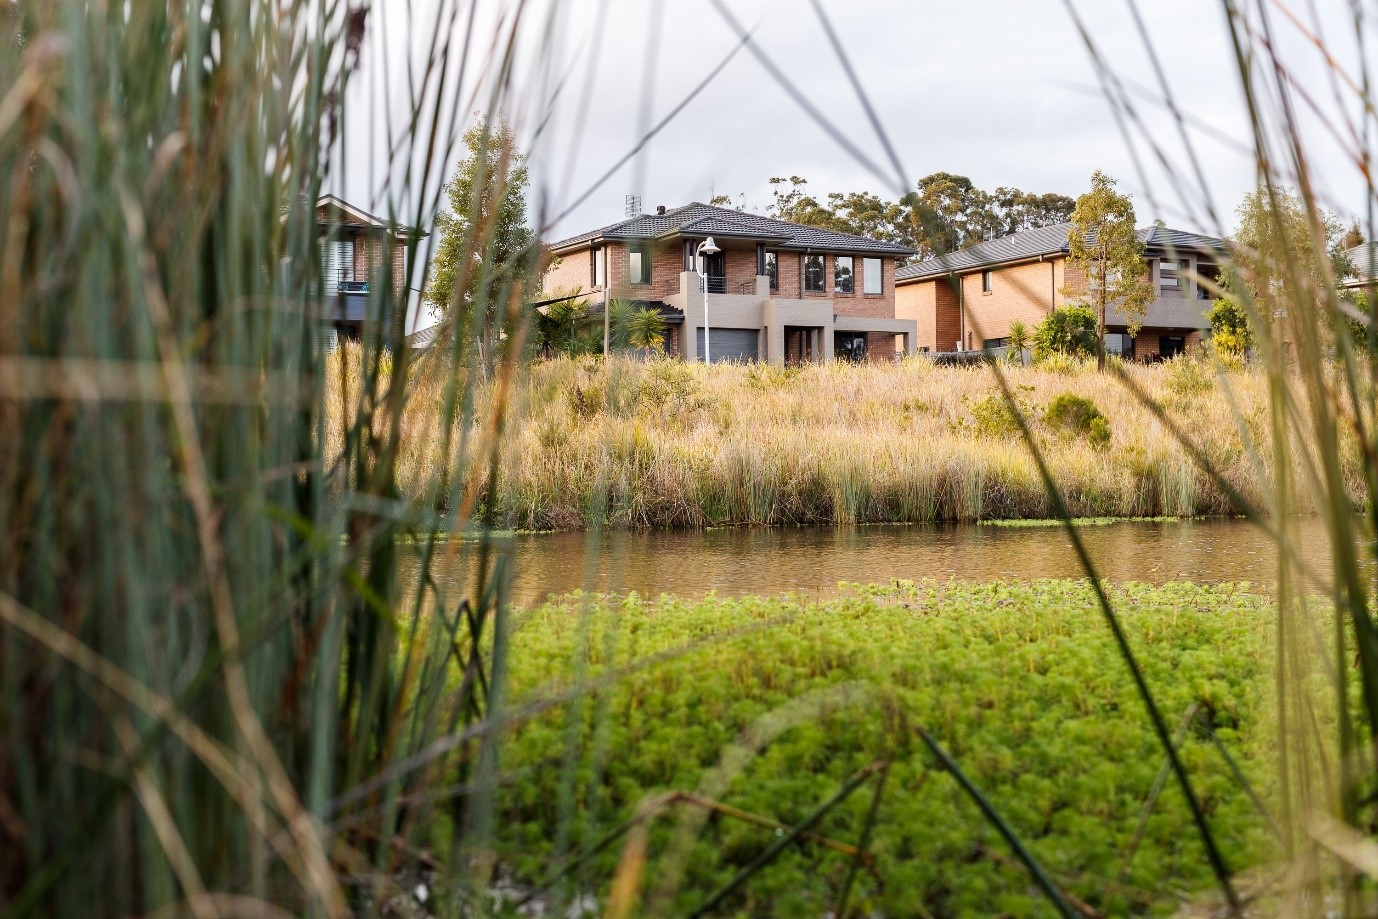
[426,116,538,373]
[1065,171,1152,371]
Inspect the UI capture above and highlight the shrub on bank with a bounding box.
[491,581,1276,916]
[1044,392,1112,448]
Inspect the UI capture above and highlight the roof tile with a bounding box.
[895,222,1227,282]
[549,202,916,256]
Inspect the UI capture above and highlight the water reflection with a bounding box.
[406,517,1337,609]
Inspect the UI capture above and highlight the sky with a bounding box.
[334,0,1375,311]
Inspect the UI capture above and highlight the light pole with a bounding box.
[695,237,720,364]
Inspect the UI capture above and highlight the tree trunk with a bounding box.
[1097,247,1107,373]
[1098,287,1106,372]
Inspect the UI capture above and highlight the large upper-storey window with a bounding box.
[629,247,651,285]
[804,254,825,292]
[766,251,778,290]
[1159,258,1187,293]
[863,257,882,295]
[834,256,854,294]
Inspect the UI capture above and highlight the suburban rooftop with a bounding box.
[549,201,918,257]
[894,222,1228,283]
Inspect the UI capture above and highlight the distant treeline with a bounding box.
[711,173,1076,259]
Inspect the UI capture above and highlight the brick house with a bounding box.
[315,194,419,338]
[895,223,1227,361]
[543,202,918,363]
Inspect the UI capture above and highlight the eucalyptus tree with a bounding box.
[1065,171,1152,371]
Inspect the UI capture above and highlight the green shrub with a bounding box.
[968,386,1036,439]
[1033,305,1098,361]
[1207,297,1252,357]
[1044,392,1111,447]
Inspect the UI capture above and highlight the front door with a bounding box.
[1159,335,1185,360]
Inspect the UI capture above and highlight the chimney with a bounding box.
[656,205,666,215]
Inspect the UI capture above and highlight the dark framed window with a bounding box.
[834,256,854,294]
[863,257,882,294]
[1160,259,1187,292]
[835,331,867,362]
[1195,262,1218,300]
[982,270,993,293]
[766,251,778,290]
[804,254,825,292]
[629,247,651,285]
[1160,335,1186,359]
[1106,332,1134,356]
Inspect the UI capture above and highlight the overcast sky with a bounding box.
[337,0,1372,251]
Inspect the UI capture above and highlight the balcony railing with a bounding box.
[699,275,727,294]
[337,270,369,293]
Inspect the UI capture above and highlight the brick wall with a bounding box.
[960,259,1061,345]
[865,332,899,362]
[543,247,597,299]
[350,233,407,296]
[776,250,801,297]
[935,279,961,352]
[1132,328,1203,361]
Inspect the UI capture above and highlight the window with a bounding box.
[863,257,882,295]
[983,337,1008,350]
[982,270,993,293]
[320,238,355,289]
[592,247,605,287]
[1196,262,1218,300]
[1160,259,1187,292]
[1105,332,1134,357]
[834,256,854,294]
[629,247,651,285]
[804,254,825,292]
[766,251,778,290]
[1159,335,1186,359]
[835,331,867,362]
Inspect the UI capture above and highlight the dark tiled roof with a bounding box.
[896,223,1072,281]
[548,202,916,256]
[896,222,1227,282]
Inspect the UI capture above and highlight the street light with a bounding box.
[696,236,720,364]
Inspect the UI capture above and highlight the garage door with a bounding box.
[696,327,759,363]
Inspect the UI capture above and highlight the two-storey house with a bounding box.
[315,194,420,339]
[543,202,918,363]
[895,223,1227,361]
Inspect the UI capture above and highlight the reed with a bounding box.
[0,0,542,914]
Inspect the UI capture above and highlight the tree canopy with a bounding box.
[759,173,1074,260]
[1065,171,1151,371]
[425,116,538,370]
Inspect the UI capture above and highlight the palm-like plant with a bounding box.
[1006,319,1031,366]
[624,306,668,356]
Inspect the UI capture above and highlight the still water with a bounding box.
[441,517,1338,608]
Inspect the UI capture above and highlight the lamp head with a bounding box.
[699,236,720,255]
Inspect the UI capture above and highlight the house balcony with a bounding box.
[1108,290,1211,331]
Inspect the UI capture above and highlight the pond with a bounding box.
[411,516,1339,609]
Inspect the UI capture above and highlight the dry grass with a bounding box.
[329,346,1333,530]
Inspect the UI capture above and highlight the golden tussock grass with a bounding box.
[327,345,1332,530]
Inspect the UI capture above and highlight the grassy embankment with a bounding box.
[334,348,1356,529]
[479,580,1280,917]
